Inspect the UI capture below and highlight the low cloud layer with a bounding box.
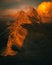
[0,0,50,10]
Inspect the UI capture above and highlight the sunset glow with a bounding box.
[37,2,52,23]
[0,0,52,57]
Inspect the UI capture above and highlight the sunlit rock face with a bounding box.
[37,2,52,23]
[1,7,41,56]
[27,7,41,23]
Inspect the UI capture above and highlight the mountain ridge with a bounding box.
[1,7,52,56]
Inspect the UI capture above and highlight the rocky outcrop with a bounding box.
[1,7,41,56]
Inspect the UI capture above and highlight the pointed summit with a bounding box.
[27,6,38,17]
[27,6,41,23]
[14,10,25,18]
[15,10,32,25]
[17,10,25,17]
[18,10,25,15]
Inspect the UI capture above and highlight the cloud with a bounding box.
[1,0,21,3]
[37,1,52,23]
[0,4,30,16]
[0,0,38,10]
[0,9,18,16]
[0,0,21,10]
[0,2,36,16]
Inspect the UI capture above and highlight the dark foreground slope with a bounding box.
[0,23,52,65]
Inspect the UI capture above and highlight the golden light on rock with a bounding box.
[37,2,52,23]
[1,10,32,56]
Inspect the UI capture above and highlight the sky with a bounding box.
[0,0,51,16]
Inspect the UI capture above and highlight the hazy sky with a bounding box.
[0,0,51,15]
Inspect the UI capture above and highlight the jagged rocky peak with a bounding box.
[27,6,41,23]
[1,7,41,56]
[14,10,32,25]
[18,10,25,15]
[14,10,24,17]
[17,10,26,17]
[27,6,38,17]
[13,7,41,23]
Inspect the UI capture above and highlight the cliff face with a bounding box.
[1,7,41,56]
